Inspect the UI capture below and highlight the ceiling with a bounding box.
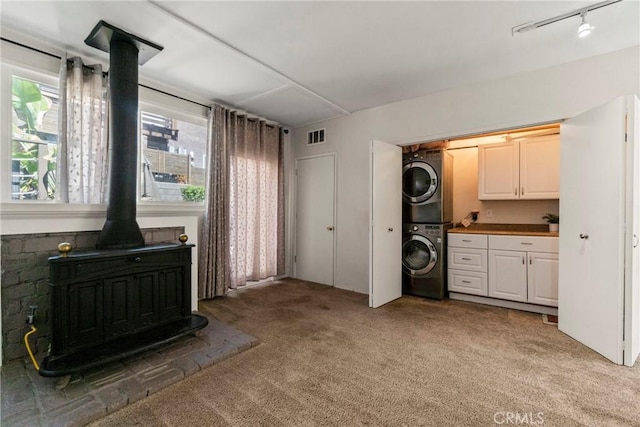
[1,1,638,128]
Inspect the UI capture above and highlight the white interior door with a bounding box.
[369,140,402,308]
[559,96,628,364]
[295,155,335,286]
[624,95,640,366]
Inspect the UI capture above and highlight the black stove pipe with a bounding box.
[96,38,144,249]
[85,21,163,250]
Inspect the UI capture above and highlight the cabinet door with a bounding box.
[478,141,519,200]
[488,250,528,302]
[520,136,560,199]
[159,267,186,323]
[68,281,104,351]
[134,271,160,330]
[527,252,559,307]
[104,276,135,339]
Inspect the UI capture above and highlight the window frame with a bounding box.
[1,63,60,203]
[138,94,209,206]
[1,60,210,207]
[0,42,210,229]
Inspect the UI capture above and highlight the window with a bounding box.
[10,75,59,200]
[140,110,208,203]
[2,51,209,206]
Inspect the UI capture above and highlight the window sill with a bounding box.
[138,201,204,217]
[0,201,204,218]
[0,202,204,237]
[0,202,106,219]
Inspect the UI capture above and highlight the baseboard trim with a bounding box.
[449,293,558,315]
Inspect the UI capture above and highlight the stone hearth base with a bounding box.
[1,314,258,427]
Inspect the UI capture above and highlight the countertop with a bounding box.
[448,223,559,237]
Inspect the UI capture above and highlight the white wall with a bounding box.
[292,46,640,294]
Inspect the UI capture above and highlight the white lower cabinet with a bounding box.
[488,250,528,302]
[527,252,559,306]
[488,236,559,307]
[448,234,488,296]
[448,233,558,307]
[449,268,488,296]
[448,247,487,272]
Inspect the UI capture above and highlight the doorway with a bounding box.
[294,154,336,286]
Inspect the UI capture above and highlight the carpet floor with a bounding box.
[90,278,640,427]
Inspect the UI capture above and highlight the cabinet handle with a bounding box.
[529,258,532,265]
[462,280,471,284]
[462,257,472,261]
[579,234,589,240]
[634,234,639,248]
[522,256,525,264]
[462,239,472,242]
[520,242,533,245]
[388,227,394,232]
[514,188,517,195]
[521,187,524,195]
[133,257,142,263]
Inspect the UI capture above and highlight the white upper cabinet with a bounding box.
[519,136,561,199]
[477,141,519,199]
[478,135,560,200]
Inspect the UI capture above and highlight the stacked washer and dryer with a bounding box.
[402,149,453,299]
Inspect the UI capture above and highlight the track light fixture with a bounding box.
[512,0,621,37]
[577,12,594,38]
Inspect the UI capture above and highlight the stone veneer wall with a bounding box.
[0,227,185,363]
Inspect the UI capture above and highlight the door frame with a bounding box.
[293,152,337,286]
[624,95,640,366]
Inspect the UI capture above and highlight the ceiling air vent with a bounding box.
[307,128,326,146]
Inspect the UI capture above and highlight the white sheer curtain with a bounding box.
[228,115,283,288]
[199,104,285,298]
[56,54,109,203]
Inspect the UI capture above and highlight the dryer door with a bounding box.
[402,161,438,204]
[402,235,438,276]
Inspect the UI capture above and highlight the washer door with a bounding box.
[402,235,438,276]
[402,161,438,203]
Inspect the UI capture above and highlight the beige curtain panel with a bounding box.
[56,54,109,203]
[199,104,285,299]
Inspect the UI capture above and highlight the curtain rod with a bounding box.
[1,36,211,110]
[2,36,279,128]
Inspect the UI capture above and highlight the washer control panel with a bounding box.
[404,223,444,237]
[403,149,443,163]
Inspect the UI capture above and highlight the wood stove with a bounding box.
[41,242,207,377]
[40,22,207,377]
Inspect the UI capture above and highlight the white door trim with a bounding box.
[293,152,337,286]
[624,95,640,366]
